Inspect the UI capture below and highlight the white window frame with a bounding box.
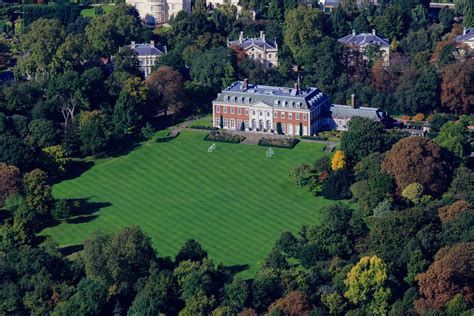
[223,106,227,114]
[238,107,242,115]
[230,107,235,114]
[216,105,220,113]
[303,113,307,121]
[296,113,300,120]
[281,112,285,119]
[223,118,228,127]
[230,119,235,128]
[288,113,293,120]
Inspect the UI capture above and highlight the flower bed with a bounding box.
[258,137,300,149]
[204,130,246,143]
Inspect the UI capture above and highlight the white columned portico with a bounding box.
[249,101,273,132]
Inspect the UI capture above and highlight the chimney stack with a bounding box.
[150,40,155,46]
[243,78,248,90]
[131,41,136,49]
[463,27,467,35]
[260,31,265,41]
[351,94,356,109]
[372,29,376,36]
[239,31,244,43]
[352,29,356,36]
[294,82,299,94]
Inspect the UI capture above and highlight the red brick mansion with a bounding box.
[212,80,329,136]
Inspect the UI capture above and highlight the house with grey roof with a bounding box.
[320,95,391,131]
[338,30,390,65]
[213,80,329,135]
[455,27,474,50]
[228,31,278,68]
[129,41,167,78]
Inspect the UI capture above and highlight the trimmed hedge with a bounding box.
[189,125,218,130]
[204,130,246,143]
[301,135,328,141]
[258,137,300,149]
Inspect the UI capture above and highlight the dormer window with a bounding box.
[240,97,245,103]
[226,96,230,102]
[248,97,252,103]
[233,96,238,102]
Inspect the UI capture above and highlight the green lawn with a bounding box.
[42,131,334,277]
[80,5,116,17]
[189,115,213,128]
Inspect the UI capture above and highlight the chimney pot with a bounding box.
[260,31,265,41]
[150,40,155,46]
[351,94,356,109]
[131,41,136,49]
[239,31,244,43]
[372,29,376,35]
[352,29,356,36]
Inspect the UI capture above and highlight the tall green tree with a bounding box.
[17,18,65,79]
[284,6,326,64]
[434,121,470,160]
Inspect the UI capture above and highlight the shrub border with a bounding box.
[258,137,300,149]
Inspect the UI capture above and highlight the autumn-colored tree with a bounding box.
[414,242,474,313]
[381,137,453,197]
[0,163,21,207]
[344,255,391,315]
[238,308,258,316]
[268,291,310,315]
[229,44,247,65]
[440,58,474,114]
[401,115,410,123]
[401,183,424,204]
[146,66,185,114]
[438,200,472,223]
[371,59,396,93]
[412,113,425,122]
[331,150,346,171]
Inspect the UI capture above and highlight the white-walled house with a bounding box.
[228,31,278,68]
[126,0,191,24]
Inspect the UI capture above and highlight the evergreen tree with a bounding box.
[222,62,236,89]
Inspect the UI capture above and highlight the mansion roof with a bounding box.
[327,104,386,121]
[214,81,328,111]
[129,41,167,57]
[338,30,389,47]
[455,27,474,43]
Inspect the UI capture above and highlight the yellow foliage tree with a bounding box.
[344,255,391,315]
[331,150,346,171]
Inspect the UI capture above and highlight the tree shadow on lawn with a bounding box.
[224,264,250,275]
[59,244,84,257]
[56,160,95,183]
[64,197,112,224]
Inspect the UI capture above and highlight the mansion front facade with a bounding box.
[212,81,329,136]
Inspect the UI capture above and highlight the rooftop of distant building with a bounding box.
[228,31,277,50]
[129,41,167,56]
[455,27,474,42]
[338,30,390,47]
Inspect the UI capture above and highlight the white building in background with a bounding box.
[228,31,278,68]
[128,41,167,78]
[126,0,191,25]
